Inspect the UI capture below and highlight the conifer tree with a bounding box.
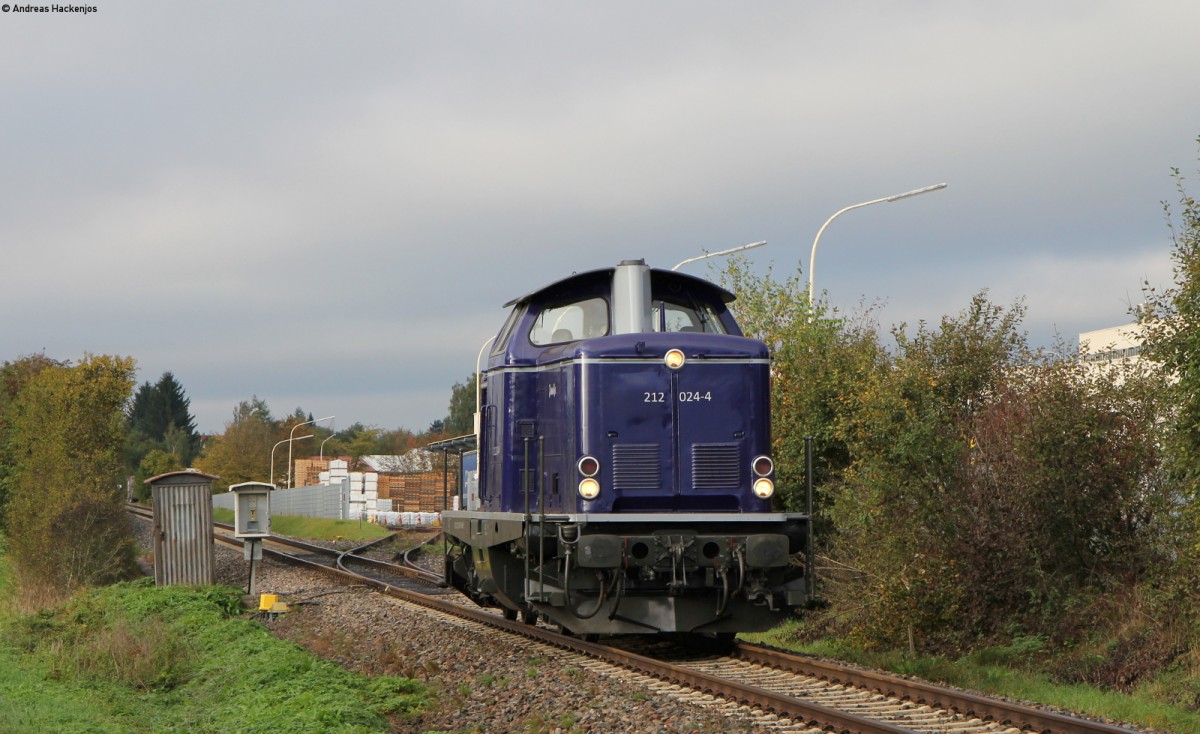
[127,371,200,468]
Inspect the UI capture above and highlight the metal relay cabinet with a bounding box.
[144,469,219,586]
[229,481,273,539]
[228,481,274,595]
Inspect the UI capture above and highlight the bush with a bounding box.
[3,355,139,591]
[819,295,1171,652]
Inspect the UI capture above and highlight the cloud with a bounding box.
[2,1,1199,433]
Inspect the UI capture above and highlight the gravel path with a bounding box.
[131,517,802,733]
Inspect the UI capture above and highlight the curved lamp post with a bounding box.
[671,240,767,271]
[288,415,335,488]
[270,435,312,488]
[320,422,337,462]
[808,183,947,307]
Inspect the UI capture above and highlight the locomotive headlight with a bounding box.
[664,349,686,369]
[751,455,774,477]
[577,455,600,477]
[578,477,601,500]
[752,477,775,499]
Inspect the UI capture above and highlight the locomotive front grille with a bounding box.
[612,444,661,491]
[692,443,741,489]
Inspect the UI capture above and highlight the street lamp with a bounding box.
[288,415,334,488]
[270,435,312,488]
[320,422,336,462]
[808,183,947,306]
[671,240,767,271]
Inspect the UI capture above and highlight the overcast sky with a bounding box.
[2,2,1198,435]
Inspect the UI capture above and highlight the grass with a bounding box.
[211,509,394,542]
[270,515,394,542]
[0,533,426,733]
[743,619,1200,734]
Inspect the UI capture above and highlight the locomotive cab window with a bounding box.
[652,299,727,334]
[529,297,610,346]
[491,304,525,356]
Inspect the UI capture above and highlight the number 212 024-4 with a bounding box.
[644,391,712,403]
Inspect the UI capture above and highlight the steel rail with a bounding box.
[126,505,1135,734]
[189,521,911,733]
[731,644,1139,734]
[127,502,437,586]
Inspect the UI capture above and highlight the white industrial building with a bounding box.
[1078,322,1146,367]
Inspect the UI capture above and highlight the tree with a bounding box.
[1141,136,1200,531]
[823,295,1026,648]
[716,258,885,518]
[194,397,280,490]
[821,294,1169,651]
[283,407,315,428]
[718,255,1172,652]
[335,423,390,465]
[383,427,420,456]
[443,374,477,437]
[126,372,201,473]
[0,354,68,525]
[4,355,140,593]
[133,448,184,500]
[720,264,1018,647]
[231,395,273,425]
[952,358,1166,636]
[1136,137,1200,666]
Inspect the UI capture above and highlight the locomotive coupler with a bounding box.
[745,578,777,610]
[666,535,694,594]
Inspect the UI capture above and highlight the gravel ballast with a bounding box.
[132,518,797,733]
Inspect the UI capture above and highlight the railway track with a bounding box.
[126,503,1140,734]
[127,502,445,593]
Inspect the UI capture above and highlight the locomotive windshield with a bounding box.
[490,303,525,356]
[529,297,610,345]
[652,298,728,334]
[524,295,726,343]
[492,262,743,362]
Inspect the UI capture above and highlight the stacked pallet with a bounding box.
[377,474,405,501]
[345,471,381,519]
[385,471,456,513]
[293,458,330,488]
[323,459,350,488]
[307,455,457,515]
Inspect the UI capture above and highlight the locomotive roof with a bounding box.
[502,265,737,308]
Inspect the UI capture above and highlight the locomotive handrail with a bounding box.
[538,435,547,604]
[805,436,817,601]
[475,335,495,442]
[523,435,532,605]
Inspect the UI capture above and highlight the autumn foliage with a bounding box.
[2,355,140,595]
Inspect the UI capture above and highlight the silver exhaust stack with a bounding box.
[611,259,652,334]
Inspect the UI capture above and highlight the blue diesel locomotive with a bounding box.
[441,259,809,636]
